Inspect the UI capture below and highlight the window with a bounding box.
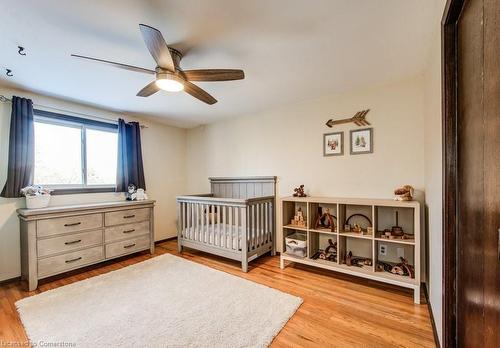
[33,110,118,193]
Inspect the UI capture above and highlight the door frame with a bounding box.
[442,0,465,347]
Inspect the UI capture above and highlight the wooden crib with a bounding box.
[176,177,276,272]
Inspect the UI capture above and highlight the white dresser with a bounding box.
[18,200,155,291]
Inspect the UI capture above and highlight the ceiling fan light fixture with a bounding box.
[155,72,184,92]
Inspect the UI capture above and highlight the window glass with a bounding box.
[86,128,118,185]
[34,122,82,185]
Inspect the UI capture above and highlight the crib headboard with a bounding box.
[209,176,276,199]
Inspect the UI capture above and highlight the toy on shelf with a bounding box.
[379,211,413,240]
[311,239,337,262]
[394,185,414,201]
[344,213,372,235]
[314,207,337,232]
[345,251,372,267]
[290,207,307,227]
[377,257,415,278]
[293,185,307,197]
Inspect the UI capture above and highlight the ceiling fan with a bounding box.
[71,24,245,104]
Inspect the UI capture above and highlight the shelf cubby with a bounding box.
[308,202,338,233]
[309,231,338,263]
[338,203,373,237]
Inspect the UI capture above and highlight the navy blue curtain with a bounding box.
[1,96,34,198]
[116,119,146,192]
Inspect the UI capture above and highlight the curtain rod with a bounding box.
[0,94,148,129]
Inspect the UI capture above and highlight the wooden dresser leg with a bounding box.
[280,257,285,270]
[28,276,38,292]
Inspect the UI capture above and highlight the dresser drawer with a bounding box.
[37,213,103,238]
[104,221,150,243]
[105,235,150,259]
[37,229,103,258]
[105,208,150,226]
[38,246,104,278]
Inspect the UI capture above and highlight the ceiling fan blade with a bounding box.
[71,54,155,75]
[139,24,175,71]
[183,81,217,105]
[182,69,245,82]
[137,81,160,97]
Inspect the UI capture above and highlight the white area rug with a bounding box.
[16,254,302,348]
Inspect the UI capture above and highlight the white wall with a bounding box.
[186,76,426,255]
[186,76,425,196]
[0,86,187,281]
[424,1,446,344]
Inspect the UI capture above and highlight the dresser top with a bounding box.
[17,199,155,217]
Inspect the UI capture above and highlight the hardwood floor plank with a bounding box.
[0,240,435,347]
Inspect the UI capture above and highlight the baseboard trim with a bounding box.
[423,283,440,348]
[0,276,21,286]
[155,236,177,244]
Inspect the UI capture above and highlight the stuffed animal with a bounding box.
[394,185,414,201]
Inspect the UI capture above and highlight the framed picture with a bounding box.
[323,132,344,156]
[350,128,373,155]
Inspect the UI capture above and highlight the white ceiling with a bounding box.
[0,0,437,128]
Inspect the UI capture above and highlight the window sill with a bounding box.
[50,187,117,195]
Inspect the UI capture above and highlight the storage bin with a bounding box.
[25,194,51,209]
[285,232,307,257]
[286,244,307,257]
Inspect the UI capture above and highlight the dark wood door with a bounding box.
[455,0,500,346]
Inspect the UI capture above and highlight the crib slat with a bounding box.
[222,206,227,249]
[217,205,221,247]
[196,203,202,242]
[182,203,186,239]
[205,204,209,243]
[252,204,256,250]
[235,206,239,250]
[261,203,264,245]
[210,204,214,245]
[229,206,233,250]
[265,202,269,244]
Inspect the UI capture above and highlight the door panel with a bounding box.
[483,0,500,346]
[457,0,485,345]
[457,0,500,346]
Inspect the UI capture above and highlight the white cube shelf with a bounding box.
[280,196,421,304]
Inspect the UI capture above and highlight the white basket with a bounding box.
[25,194,51,209]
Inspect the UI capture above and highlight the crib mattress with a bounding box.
[181,224,243,249]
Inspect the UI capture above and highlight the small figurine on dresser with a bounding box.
[290,207,307,227]
[292,185,307,197]
[126,184,137,201]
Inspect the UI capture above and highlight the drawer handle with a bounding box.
[123,215,136,219]
[65,257,82,263]
[65,239,82,245]
[64,222,82,227]
[123,229,136,234]
[124,243,136,249]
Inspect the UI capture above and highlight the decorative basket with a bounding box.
[25,194,51,209]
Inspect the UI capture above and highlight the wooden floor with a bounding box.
[0,239,436,347]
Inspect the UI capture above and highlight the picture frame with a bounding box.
[323,132,344,156]
[350,128,373,155]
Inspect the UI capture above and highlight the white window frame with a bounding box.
[33,110,118,194]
